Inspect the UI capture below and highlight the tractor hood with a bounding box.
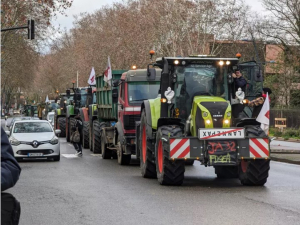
[190,96,231,136]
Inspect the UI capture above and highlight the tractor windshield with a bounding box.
[128,81,160,104]
[174,64,225,99]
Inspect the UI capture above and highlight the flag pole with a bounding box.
[77,71,79,88]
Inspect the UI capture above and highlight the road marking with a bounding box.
[62,154,79,158]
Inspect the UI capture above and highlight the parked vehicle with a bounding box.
[6,120,61,161]
[6,117,39,131]
[47,112,55,128]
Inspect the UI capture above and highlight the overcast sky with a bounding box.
[52,0,266,31]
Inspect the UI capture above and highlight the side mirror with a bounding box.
[112,79,120,87]
[5,131,10,136]
[112,89,118,104]
[48,120,52,123]
[55,129,61,135]
[255,68,263,82]
[147,67,156,81]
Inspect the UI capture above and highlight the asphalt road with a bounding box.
[2,117,300,225]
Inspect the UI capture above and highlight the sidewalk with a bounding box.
[270,140,300,165]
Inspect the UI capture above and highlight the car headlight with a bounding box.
[10,137,20,146]
[50,136,59,145]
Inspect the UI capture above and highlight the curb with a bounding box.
[271,156,300,165]
[270,150,300,154]
[270,137,300,143]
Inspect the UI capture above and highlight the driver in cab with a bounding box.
[232,69,247,92]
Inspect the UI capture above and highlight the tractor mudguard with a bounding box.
[56,108,61,116]
[115,121,124,145]
[79,108,89,121]
[148,97,161,130]
[141,100,153,137]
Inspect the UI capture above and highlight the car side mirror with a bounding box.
[55,129,61,135]
[5,131,10,137]
[112,89,118,104]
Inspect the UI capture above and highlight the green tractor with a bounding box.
[24,105,31,116]
[54,93,74,137]
[65,86,93,142]
[136,55,270,186]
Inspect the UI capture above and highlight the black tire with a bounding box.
[89,124,93,152]
[66,118,70,142]
[185,160,194,166]
[58,117,66,137]
[117,136,131,165]
[53,154,60,161]
[92,121,102,154]
[239,159,270,186]
[214,166,239,178]
[156,125,185,185]
[140,110,156,178]
[101,130,112,159]
[82,121,90,149]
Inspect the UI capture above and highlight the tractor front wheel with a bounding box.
[156,125,185,186]
[239,159,270,186]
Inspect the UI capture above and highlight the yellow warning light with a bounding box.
[149,50,155,55]
[161,98,167,103]
[241,157,244,160]
[196,157,200,160]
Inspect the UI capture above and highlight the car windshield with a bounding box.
[128,81,160,103]
[13,122,53,133]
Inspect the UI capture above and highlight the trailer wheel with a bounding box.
[214,166,239,178]
[57,117,66,137]
[117,137,131,165]
[239,159,270,186]
[82,121,90,149]
[92,121,102,153]
[101,131,112,159]
[156,125,185,186]
[140,110,156,178]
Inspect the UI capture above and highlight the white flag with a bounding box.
[256,93,270,135]
[88,67,96,85]
[104,57,112,86]
[45,95,50,103]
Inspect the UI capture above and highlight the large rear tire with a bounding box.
[140,110,156,178]
[156,125,185,185]
[82,121,90,149]
[57,117,66,137]
[239,159,270,186]
[92,121,102,153]
[66,118,70,142]
[214,166,239,178]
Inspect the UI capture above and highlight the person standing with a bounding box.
[71,115,83,157]
[248,87,272,118]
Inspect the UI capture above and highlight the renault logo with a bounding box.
[32,140,39,148]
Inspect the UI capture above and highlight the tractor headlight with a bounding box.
[174,60,179,65]
[224,119,230,124]
[205,119,211,124]
[227,112,231,117]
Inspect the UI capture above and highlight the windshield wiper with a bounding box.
[130,99,149,102]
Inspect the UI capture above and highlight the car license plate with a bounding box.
[199,128,245,140]
[28,153,43,157]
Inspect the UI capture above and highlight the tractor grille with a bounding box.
[123,115,141,130]
[196,102,228,129]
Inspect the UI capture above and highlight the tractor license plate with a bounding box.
[28,153,43,157]
[199,128,245,140]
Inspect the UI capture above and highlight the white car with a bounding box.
[47,112,55,128]
[6,120,61,161]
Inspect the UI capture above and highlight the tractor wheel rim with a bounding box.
[241,160,247,173]
[142,126,146,163]
[158,140,163,173]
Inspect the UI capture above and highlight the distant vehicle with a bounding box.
[6,120,61,161]
[7,117,41,131]
[13,110,20,115]
[47,112,55,128]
